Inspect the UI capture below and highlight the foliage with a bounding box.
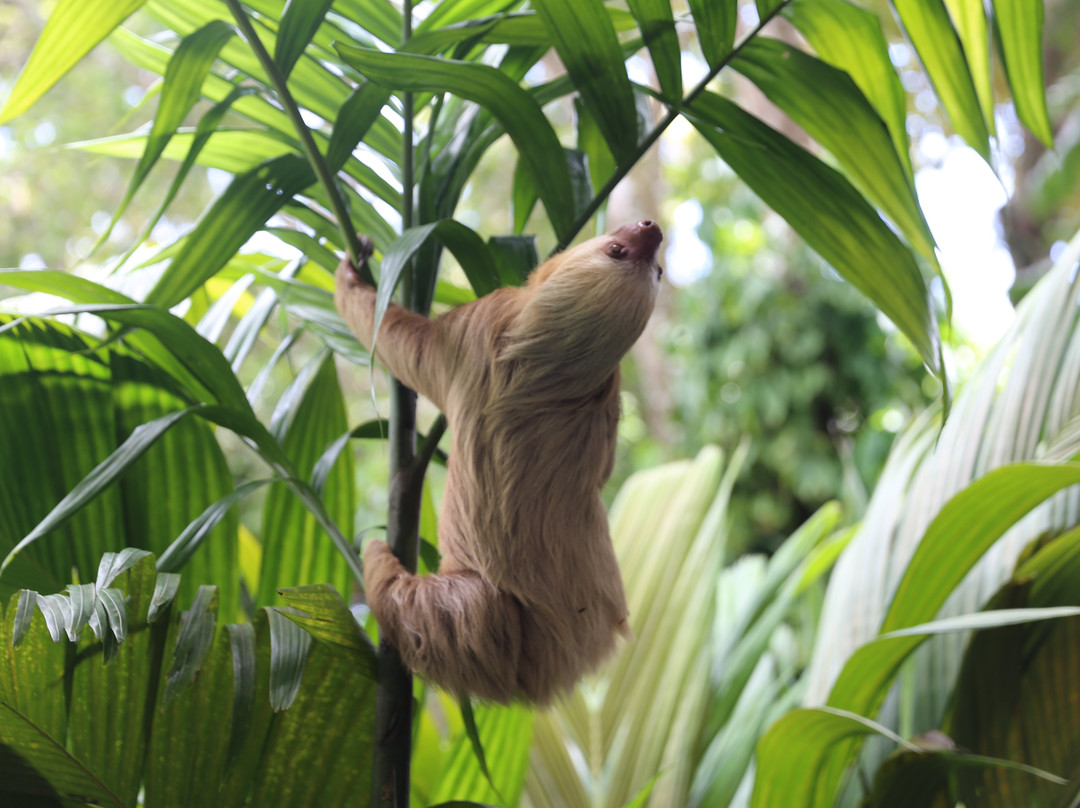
[0,550,377,807]
[753,229,1080,805]
[0,0,1061,805]
[656,179,930,552]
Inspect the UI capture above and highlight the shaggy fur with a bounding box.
[334,220,663,704]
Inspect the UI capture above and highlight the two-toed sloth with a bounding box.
[335,220,663,704]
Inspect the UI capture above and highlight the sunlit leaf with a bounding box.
[782,0,913,180]
[891,0,992,161]
[993,0,1053,145]
[146,154,315,308]
[0,0,148,123]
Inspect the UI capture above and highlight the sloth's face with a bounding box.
[541,220,664,291]
[599,220,664,282]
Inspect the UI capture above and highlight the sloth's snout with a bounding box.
[611,220,663,262]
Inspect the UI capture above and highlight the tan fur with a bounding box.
[335,221,663,704]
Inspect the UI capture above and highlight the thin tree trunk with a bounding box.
[372,2,418,804]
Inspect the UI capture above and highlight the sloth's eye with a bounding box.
[607,242,627,259]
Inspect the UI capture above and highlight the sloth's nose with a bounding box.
[612,220,663,261]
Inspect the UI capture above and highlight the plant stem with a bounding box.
[372,0,420,805]
[224,0,374,284]
[553,0,795,254]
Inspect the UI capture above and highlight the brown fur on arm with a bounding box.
[334,259,451,408]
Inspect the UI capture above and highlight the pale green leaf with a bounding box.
[0,0,148,123]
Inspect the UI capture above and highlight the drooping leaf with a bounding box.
[257,356,354,606]
[102,20,235,246]
[942,0,993,127]
[782,0,913,181]
[266,607,313,711]
[164,585,217,701]
[277,584,376,678]
[891,0,992,162]
[993,0,1053,145]
[732,38,937,264]
[686,93,939,372]
[275,0,335,77]
[624,0,682,100]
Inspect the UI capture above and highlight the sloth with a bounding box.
[335,220,663,704]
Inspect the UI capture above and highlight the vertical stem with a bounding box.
[372,2,418,807]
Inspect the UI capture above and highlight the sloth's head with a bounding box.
[532,220,664,291]
[503,221,664,391]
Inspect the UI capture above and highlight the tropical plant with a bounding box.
[0,0,1056,805]
[753,229,1080,806]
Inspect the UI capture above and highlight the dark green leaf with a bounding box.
[266,607,313,711]
[327,81,392,172]
[488,235,538,286]
[275,0,334,77]
[686,93,939,371]
[0,0,149,123]
[165,585,217,701]
[226,622,258,775]
[533,0,638,163]
[574,97,616,202]
[157,479,281,573]
[335,45,575,242]
[625,0,681,100]
[687,0,737,66]
[0,702,125,807]
[0,409,199,579]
